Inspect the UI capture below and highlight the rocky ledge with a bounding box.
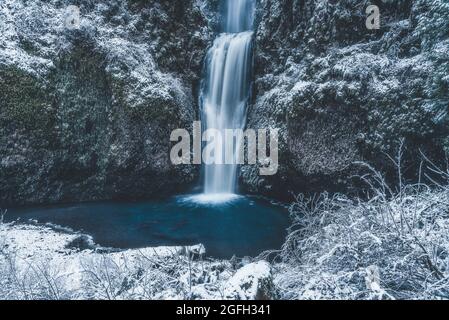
[0,222,277,300]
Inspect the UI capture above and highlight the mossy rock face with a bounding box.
[0,67,53,130]
[0,0,212,206]
[242,0,449,197]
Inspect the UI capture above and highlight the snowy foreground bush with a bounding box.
[0,220,276,300]
[272,153,449,300]
[273,189,449,300]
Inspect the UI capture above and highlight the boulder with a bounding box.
[224,261,277,300]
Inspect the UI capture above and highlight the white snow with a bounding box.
[0,222,276,300]
[0,223,210,299]
[224,261,272,300]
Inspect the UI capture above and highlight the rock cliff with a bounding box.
[242,0,449,196]
[0,0,216,205]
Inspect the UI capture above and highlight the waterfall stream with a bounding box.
[200,0,255,198]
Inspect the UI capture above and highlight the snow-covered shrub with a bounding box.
[274,145,449,300]
[0,223,239,300]
[80,251,202,300]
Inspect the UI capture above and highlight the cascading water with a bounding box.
[199,0,255,199]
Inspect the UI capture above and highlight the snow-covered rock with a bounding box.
[243,0,449,196]
[0,222,277,300]
[224,261,277,300]
[0,222,214,299]
[0,0,215,206]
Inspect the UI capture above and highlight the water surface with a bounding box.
[6,195,290,259]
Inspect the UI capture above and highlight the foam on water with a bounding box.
[180,193,242,205]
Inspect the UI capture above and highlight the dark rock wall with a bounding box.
[0,0,215,206]
[242,0,449,197]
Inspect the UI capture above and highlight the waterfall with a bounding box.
[224,0,255,33]
[200,0,255,197]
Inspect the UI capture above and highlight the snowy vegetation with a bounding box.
[272,146,449,300]
[0,221,275,300]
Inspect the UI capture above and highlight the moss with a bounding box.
[128,97,182,125]
[0,67,53,130]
